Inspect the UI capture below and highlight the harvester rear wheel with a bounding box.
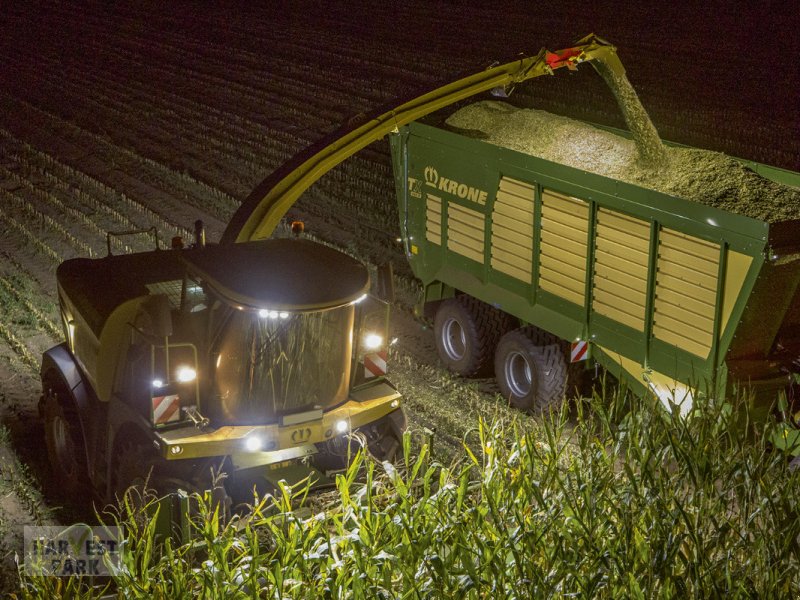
[495,327,567,413]
[434,296,512,376]
[43,385,89,501]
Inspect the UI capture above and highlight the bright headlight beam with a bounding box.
[335,420,349,434]
[176,366,197,383]
[363,333,383,350]
[245,435,263,452]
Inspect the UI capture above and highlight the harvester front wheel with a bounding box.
[495,328,567,413]
[112,437,231,520]
[433,296,511,376]
[43,387,89,500]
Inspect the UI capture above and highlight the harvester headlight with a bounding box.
[258,309,280,319]
[152,379,165,389]
[176,366,197,383]
[363,333,383,350]
[335,420,349,434]
[245,435,264,452]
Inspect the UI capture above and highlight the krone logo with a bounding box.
[291,427,312,444]
[422,164,488,205]
[424,166,439,187]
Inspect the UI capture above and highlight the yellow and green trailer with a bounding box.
[390,119,800,448]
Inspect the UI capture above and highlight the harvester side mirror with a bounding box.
[141,295,173,338]
[376,262,395,304]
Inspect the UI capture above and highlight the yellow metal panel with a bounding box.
[720,250,754,333]
[542,190,589,219]
[448,202,485,262]
[494,199,534,223]
[595,234,650,260]
[541,256,588,285]
[654,301,714,332]
[660,266,717,298]
[594,250,649,280]
[652,227,719,357]
[654,287,715,317]
[426,195,442,245]
[499,177,536,198]
[449,219,484,242]
[543,210,590,231]
[657,260,717,293]
[652,313,713,357]
[594,279,646,308]
[594,292,648,318]
[541,236,587,261]
[448,239,484,263]
[594,262,648,293]
[492,256,531,282]
[494,228,534,250]
[541,217,591,246]
[660,229,719,260]
[492,246,531,270]
[493,211,533,235]
[540,278,585,306]
[539,188,588,305]
[592,208,649,332]
[596,209,650,250]
[593,299,645,331]
[449,202,485,229]
[540,240,586,270]
[657,245,719,277]
[540,270,587,296]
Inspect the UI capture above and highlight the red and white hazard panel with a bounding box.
[152,394,181,425]
[570,340,589,363]
[364,351,388,379]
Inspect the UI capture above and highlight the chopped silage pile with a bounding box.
[446,101,800,223]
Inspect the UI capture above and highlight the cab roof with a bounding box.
[57,239,370,337]
[181,238,369,312]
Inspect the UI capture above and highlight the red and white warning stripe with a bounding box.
[570,341,589,363]
[364,351,388,378]
[152,394,181,424]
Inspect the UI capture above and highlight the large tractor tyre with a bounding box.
[494,327,568,414]
[43,384,89,501]
[314,409,407,474]
[433,296,512,377]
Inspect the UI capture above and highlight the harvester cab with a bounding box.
[41,229,404,506]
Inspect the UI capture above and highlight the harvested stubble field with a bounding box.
[0,0,798,595]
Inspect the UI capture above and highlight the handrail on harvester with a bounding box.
[221,34,624,244]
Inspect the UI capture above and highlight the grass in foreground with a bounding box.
[14,386,800,599]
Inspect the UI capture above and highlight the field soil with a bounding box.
[0,0,797,593]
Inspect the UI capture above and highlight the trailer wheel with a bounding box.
[434,296,511,376]
[43,387,89,500]
[495,328,567,413]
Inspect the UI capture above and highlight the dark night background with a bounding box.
[0,0,798,592]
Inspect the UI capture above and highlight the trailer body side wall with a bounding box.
[390,122,788,410]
